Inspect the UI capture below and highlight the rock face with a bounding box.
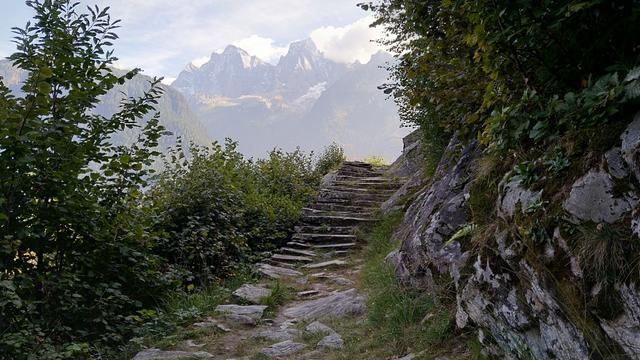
[382,129,426,215]
[389,111,640,359]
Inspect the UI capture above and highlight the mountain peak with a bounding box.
[288,38,318,54]
[222,44,248,56]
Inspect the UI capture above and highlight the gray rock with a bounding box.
[132,348,213,360]
[317,333,344,350]
[257,263,303,279]
[305,321,336,335]
[232,284,272,304]
[382,130,427,215]
[606,147,629,179]
[497,178,542,219]
[215,304,267,320]
[563,170,638,223]
[283,289,366,320]
[303,259,347,269]
[600,284,640,358]
[192,317,231,332]
[223,313,257,326]
[621,111,640,181]
[252,328,300,342]
[396,354,415,360]
[260,340,306,357]
[320,170,338,188]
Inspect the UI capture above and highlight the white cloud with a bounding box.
[311,16,387,64]
[161,77,176,85]
[233,35,287,63]
[190,56,210,68]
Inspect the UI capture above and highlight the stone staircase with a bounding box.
[133,161,406,359]
[262,161,402,269]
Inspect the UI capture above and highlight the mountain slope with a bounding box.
[0,60,210,151]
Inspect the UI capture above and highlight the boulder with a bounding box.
[304,321,336,335]
[317,333,344,350]
[232,284,272,304]
[563,169,638,223]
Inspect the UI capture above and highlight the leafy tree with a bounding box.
[361,0,640,149]
[0,0,170,357]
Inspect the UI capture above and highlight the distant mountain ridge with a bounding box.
[0,60,210,152]
[171,38,409,160]
[0,38,410,161]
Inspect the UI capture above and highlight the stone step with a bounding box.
[270,254,314,263]
[301,214,378,226]
[324,186,396,196]
[319,189,390,201]
[287,241,358,250]
[313,242,358,249]
[302,208,375,219]
[343,161,374,168]
[281,247,317,257]
[315,198,383,207]
[335,174,396,180]
[303,259,348,269]
[287,241,313,249]
[293,225,356,234]
[306,203,377,213]
[337,170,385,178]
[264,258,300,268]
[292,233,358,243]
[257,263,303,279]
[332,181,402,190]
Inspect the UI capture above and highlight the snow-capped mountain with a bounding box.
[171,38,409,160]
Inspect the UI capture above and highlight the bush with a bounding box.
[363,155,387,166]
[315,142,346,175]
[146,140,320,285]
[362,0,640,150]
[0,1,172,357]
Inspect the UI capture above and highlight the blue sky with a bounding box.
[0,1,385,83]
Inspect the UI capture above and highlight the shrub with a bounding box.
[146,141,320,285]
[363,155,387,166]
[315,142,346,175]
[0,1,172,357]
[362,0,640,150]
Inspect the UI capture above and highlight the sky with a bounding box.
[0,1,386,84]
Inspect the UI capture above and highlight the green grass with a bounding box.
[319,210,473,360]
[260,280,294,317]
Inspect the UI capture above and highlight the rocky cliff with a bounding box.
[386,111,640,359]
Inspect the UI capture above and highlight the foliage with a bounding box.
[0,1,173,357]
[363,155,387,166]
[315,142,346,176]
[146,140,320,285]
[361,0,640,150]
[510,161,539,188]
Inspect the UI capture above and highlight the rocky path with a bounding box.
[133,162,402,360]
